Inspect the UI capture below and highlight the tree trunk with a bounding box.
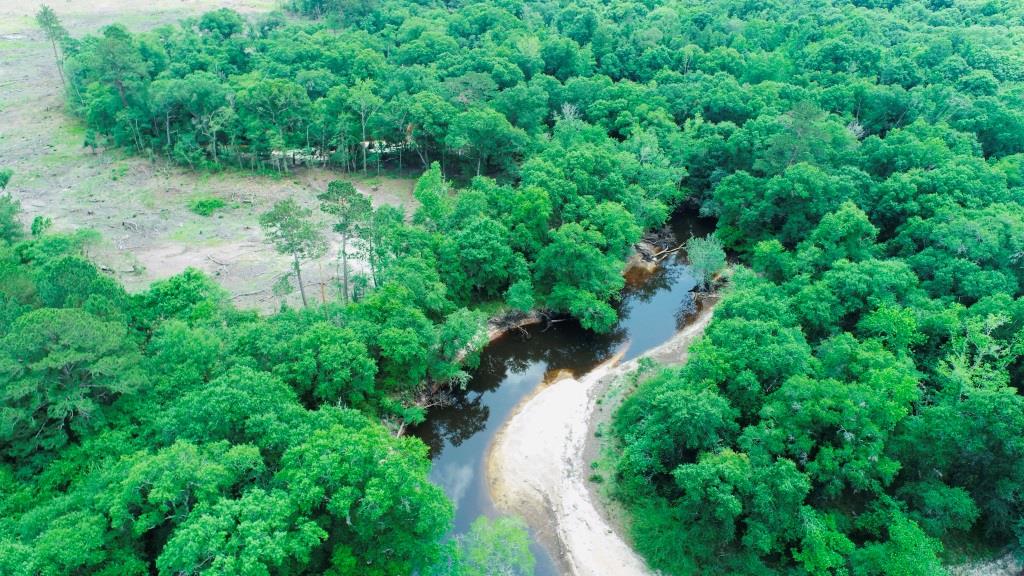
[130,118,143,153]
[416,145,428,169]
[361,118,368,174]
[114,79,129,109]
[341,234,349,304]
[293,255,308,308]
[318,260,326,305]
[368,239,380,288]
[49,38,66,91]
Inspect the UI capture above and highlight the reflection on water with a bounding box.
[409,212,715,575]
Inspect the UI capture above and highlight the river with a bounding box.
[410,212,715,575]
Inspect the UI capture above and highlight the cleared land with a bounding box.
[0,0,416,309]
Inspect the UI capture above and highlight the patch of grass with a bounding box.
[169,218,217,244]
[0,38,35,55]
[137,187,159,210]
[66,172,111,201]
[0,16,34,35]
[189,196,226,216]
[110,165,129,181]
[588,473,605,484]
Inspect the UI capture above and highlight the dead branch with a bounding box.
[206,255,229,266]
[231,288,269,299]
[98,264,136,274]
[541,316,567,332]
[651,243,685,261]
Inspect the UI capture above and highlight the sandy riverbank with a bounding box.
[487,300,717,576]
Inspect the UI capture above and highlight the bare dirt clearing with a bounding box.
[0,0,416,309]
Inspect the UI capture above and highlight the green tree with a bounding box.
[275,415,453,575]
[198,8,245,39]
[97,440,265,537]
[446,107,527,176]
[235,76,312,171]
[614,367,738,489]
[347,80,384,174]
[158,366,305,454]
[35,6,68,91]
[412,162,452,229]
[406,92,455,168]
[30,216,53,237]
[439,216,516,302]
[685,234,726,290]
[797,201,879,271]
[0,193,23,244]
[89,25,147,112]
[236,318,378,406]
[0,308,142,465]
[586,201,641,260]
[431,516,535,576]
[534,223,624,332]
[157,488,326,576]
[849,513,944,576]
[34,255,125,309]
[259,199,327,308]
[318,181,372,303]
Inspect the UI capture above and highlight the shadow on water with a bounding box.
[409,212,716,575]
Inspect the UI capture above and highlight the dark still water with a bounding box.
[410,213,715,575]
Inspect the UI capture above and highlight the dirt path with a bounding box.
[0,0,417,310]
[487,302,717,576]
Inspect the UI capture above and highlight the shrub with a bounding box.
[189,197,226,217]
[685,234,726,290]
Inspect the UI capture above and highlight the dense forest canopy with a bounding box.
[0,194,539,574]
[1,0,1023,574]
[54,0,1024,333]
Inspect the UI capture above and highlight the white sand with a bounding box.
[488,305,716,576]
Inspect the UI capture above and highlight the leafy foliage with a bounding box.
[430,516,536,576]
[0,202,525,575]
[23,0,1024,572]
[259,199,327,307]
[188,196,226,216]
[685,234,725,289]
[595,0,1024,573]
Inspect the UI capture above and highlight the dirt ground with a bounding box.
[0,0,417,310]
